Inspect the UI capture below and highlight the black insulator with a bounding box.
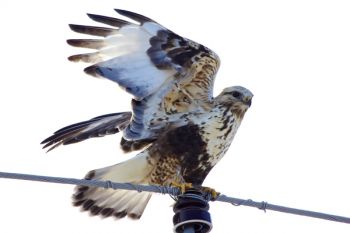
[173,189,212,233]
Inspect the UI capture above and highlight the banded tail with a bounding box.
[73,151,154,219]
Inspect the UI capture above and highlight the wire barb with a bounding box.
[0,171,350,224]
[258,201,268,213]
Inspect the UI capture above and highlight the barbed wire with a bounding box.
[0,171,349,224]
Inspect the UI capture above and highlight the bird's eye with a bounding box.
[231,91,241,98]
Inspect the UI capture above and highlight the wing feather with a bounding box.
[67,39,106,49]
[68,24,117,37]
[114,9,155,24]
[41,112,131,151]
[68,10,220,140]
[87,13,134,27]
[68,52,102,63]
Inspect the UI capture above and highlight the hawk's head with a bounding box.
[217,86,253,110]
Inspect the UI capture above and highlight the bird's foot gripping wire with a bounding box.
[199,186,220,201]
[170,181,193,194]
[170,182,220,201]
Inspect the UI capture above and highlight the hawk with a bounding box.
[41,9,253,219]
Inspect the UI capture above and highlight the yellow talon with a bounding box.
[170,182,220,199]
[170,181,193,194]
[200,186,220,200]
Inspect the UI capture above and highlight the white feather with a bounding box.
[75,151,155,218]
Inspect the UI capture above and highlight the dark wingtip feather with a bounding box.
[53,120,93,135]
[87,13,133,27]
[41,120,93,151]
[41,133,65,148]
[68,53,101,63]
[43,141,63,152]
[69,24,117,37]
[67,39,105,50]
[67,54,81,62]
[84,65,101,77]
[41,136,53,145]
[41,122,88,151]
[91,112,131,121]
[114,9,154,24]
[41,112,131,152]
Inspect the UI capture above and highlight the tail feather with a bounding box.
[73,151,155,219]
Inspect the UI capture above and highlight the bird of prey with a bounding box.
[41,9,253,220]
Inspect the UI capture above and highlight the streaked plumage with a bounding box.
[42,9,253,219]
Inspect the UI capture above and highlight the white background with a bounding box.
[1,1,350,232]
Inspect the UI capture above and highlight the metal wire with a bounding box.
[0,171,349,224]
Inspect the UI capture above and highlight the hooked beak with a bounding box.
[247,99,252,107]
[243,96,252,107]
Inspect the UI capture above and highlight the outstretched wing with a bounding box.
[68,9,220,140]
[41,112,131,152]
